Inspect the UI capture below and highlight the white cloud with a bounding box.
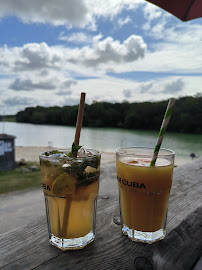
[161,78,184,94]
[158,24,202,44]
[139,77,193,100]
[56,90,72,96]
[58,32,93,44]
[93,76,189,103]
[61,96,85,106]
[0,0,89,27]
[149,18,168,39]
[9,78,56,91]
[141,2,171,38]
[0,35,146,77]
[0,0,145,29]
[8,76,78,94]
[84,0,143,19]
[56,80,77,95]
[118,16,131,27]
[120,32,202,75]
[0,43,63,77]
[63,79,77,88]
[0,27,201,82]
[67,35,147,67]
[139,81,154,93]
[3,96,36,106]
[14,42,62,71]
[123,89,132,98]
[143,2,165,21]
[82,75,190,103]
[1,73,202,114]
[142,22,151,31]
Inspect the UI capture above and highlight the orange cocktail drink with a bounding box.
[116,147,175,243]
[40,148,101,250]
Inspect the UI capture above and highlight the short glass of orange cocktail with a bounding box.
[116,147,175,244]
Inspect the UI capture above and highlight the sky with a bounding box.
[0,0,202,115]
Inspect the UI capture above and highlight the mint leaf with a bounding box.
[67,142,82,157]
[51,150,63,154]
[64,156,100,176]
[44,150,63,156]
[72,142,82,154]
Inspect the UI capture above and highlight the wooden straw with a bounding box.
[62,92,86,237]
[74,92,86,146]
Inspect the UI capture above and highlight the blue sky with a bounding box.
[0,0,202,114]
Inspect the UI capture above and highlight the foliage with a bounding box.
[16,96,202,134]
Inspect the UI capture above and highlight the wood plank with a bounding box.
[1,199,201,270]
[167,157,202,233]
[0,195,119,270]
[0,157,201,270]
[1,203,200,270]
[153,207,202,270]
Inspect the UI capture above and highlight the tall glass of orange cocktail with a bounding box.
[116,147,175,243]
[40,148,101,250]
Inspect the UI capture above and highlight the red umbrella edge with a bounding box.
[146,0,202,21]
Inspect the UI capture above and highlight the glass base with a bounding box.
[50,231,95,250]
[122,224,165,244]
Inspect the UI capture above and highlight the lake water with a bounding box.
[1,122,202,165]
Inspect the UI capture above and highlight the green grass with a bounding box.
[0,162,42,194]
[0,115,16,122]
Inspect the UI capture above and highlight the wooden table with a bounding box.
[1,158,202,270]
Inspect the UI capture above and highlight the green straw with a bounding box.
[150,98,176,166]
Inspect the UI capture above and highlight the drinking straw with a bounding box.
[150,98,176,166]
[74,92,86,147]
[62,92,86,236]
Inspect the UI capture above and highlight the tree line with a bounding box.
[15,95,202,134]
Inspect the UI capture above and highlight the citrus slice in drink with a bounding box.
[52,173,77,196]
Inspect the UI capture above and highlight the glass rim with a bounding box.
[115,147,175,157]
[39,148,101,160]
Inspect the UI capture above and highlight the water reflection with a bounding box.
[2,122,202,165]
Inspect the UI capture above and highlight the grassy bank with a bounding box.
[0,115,16,122]
[0,162,41,194]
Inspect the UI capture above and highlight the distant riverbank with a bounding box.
[14,96,202,134]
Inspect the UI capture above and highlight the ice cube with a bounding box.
[77,148,85,157]
[77,148,93,157]
[62,163,72,168]
[50,153,67,159]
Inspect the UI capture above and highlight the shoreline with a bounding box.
[15,146,195,166]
